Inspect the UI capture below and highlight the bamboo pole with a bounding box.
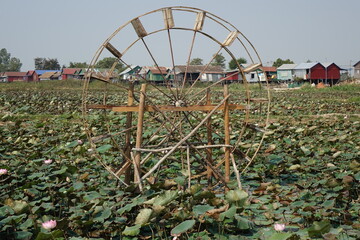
[124,83,134,184]
[134,84,147,183]
[224,84,230,183]
[187,146,191,189]
[206,88,213,182]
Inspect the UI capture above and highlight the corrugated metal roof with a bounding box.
[35,70,60,75]
[62,68,80,75]
[353,61,360,67]
[2,72,27,77]
[261,66,277,72]
[39,71,60,79]
[148,67,168,75]
[294,62,321,69]
[120,65,140,75]
[277,64,298,70]
[26,70,36,76]
[175,65,224,74]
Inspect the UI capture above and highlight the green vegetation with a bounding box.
[0,48,22,72]
[0,82,359,239]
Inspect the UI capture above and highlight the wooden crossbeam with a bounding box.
[87,104,249,112]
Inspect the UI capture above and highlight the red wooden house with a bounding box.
[323,63,341,84]
[294,63,326,81]
[0,72,27,82]
[25,70,39,82]
[62,68,80,80]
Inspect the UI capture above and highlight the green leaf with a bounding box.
[0,205,14,216]
[93,207,112,223]
[144,190,178,206]
[135,208,153,225]
[219,206,237,221]
[193,205,214,216]
[66,140,79,148]
[235,215,253,230]
[307,220,331,238]
[83,191,102,201]
[171,219,196,235]
[73,182,84,190]
[19,218,33,230]
[268,232,296,240]
[117,202,137,215]
[14,231,33,240]
[35,230,64,240]
[12,200,29,214]
[225,189,248,207]
[122,224,141,236]
[96,144,112,153]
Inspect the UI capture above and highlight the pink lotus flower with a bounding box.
[44,159,53,164]
[42,220,57,230]
[0,169,8,175]
[274,223,286,231]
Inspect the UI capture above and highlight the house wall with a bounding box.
[294,69,307,79]
[245,72,260,83]
[226,72,239,81]
[201,73,224,82]
[7,76,25,82]
[277,70,293,81]
[326,65,340,80]
[354,63,360,79]
[310,64,326,80]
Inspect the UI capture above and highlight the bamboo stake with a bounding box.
[206,88,213,182]
[134,84,147,183]
[132,144,232,153]
[230,153,242,189]
[187,146,191,189]
[124,83,134,184]
[224,84,231,183]
[141,95,230,181]
[131,152,143,192]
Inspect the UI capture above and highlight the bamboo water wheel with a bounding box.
[82,6,270,191]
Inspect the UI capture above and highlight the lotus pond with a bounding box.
[0,81,359,239]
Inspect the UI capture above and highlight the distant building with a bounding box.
[354,61,360,79]
[25,71,39,82]
[146,67,169,83]
[35,70,61,78]
[0,72,27,82]
[119,65,141,81]
[322,62,342,85]
[293,63,325,82]
[62,68,80,80]
[277,64,297,81]
[39,71,61,80]
[260,66,277,81]
[173,65,224,83]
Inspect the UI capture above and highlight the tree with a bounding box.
[228,57,247,70]
[272,58,294,68]
[0,48,22,72]
[34,58,61,70]
[68,62,88,68]
[189,58,203,65]
[95,57,124,72]
[211,53,226,68]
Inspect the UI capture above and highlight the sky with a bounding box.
[0,0,359,71]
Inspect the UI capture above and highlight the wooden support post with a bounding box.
[134,84,147,183]
[224,84,230,183]
[206,88,213,182]
[124,83,134,184]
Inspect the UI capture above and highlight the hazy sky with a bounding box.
[1,0,359,71]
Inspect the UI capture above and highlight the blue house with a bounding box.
[277,64,297,81]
